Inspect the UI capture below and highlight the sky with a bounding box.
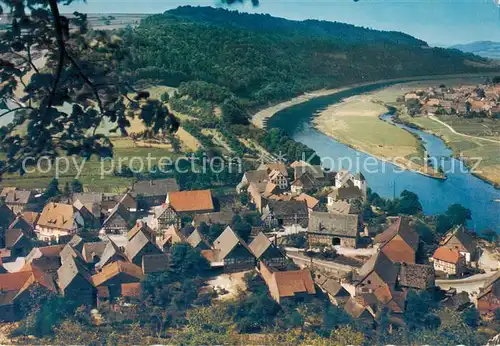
[65,0,500,46]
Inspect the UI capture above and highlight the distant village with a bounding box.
[403,83,500,117]
[0,160,498,330]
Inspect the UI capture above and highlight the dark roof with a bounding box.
[478,271,500,300]
[3,190,32,204]
[5,229,24,248]
[357,252,399,286]
[376,217,419,251]
[131,179,179,197]
[291,172,316,190]
[193,211,235,227]
[72,193,103,204]
[142,253,169,274]
[248,232,283,260]
[125,231,162,263]
[267,200,308,218]
[57,256,93,291]
[128,221,155,242]
[442,291,471,311]
[96,240,127,269]
[399,262,435,289]
[440,225,476,254]
[212,226,254,260]
[294,165,324,180]
[187,229,211,250]
[244,170,270,185]
[308,211,359,237]
[328,185,363,201]
[81,242,107,264]
[0,204,16,228]
[315,276,348,297]
[119,193,137,210]
[102,203,131,226]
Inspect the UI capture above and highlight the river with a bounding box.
[266,83,500,233]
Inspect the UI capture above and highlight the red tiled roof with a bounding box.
[92,261,144,287]
[0,272,33,291]
[432,247,461,264]
[168,190,214,213]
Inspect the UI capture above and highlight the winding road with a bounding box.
[435,270,498,294]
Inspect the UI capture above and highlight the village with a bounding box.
[0,159,498,332]
[403,82,500,117]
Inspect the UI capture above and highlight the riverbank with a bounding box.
[396,111,500,188]
[311,94,443,178]
[251,73,499,128]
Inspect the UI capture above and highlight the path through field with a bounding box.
[429,116,500,144]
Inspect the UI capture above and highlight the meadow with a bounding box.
[312,95,439,176]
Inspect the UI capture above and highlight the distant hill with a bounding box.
[119,6,496,108]
[451,41,500,59]
[167,6,428,47]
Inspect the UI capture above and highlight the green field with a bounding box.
[397,113,500,185]
[1,140,180,192]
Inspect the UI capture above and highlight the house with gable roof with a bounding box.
[431,247,465,276]
[158,225,188,250]
[315,274,351,306]
[259,261,315,304]
[130,178,179,207]
[0,269,57,321]
[261,200,309,229]
[211,226,255,271]
[57,255,96,306]
[375,217,420,264]
[354,252,399,294]
[36,203,84,241]
[439,225,477,264]
[125,230,163,266]
[96,239,127,270]
[101,203,133,234]
[187,228,211,250]
[92,261,144,305]
[308,211,360,248]
[1,189,33,214]
[249,232,286,269]
[128,221,156,242]
[155,190,215,230]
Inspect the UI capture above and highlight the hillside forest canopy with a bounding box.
[0,1,498,176]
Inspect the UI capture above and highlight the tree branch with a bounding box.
[46,0,66,112]
[0,107,34,118]
[26,45,40,74]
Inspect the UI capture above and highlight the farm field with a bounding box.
[0,138,180,192]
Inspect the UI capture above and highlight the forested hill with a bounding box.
[119,6,494,109]
[166,6,427,47]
